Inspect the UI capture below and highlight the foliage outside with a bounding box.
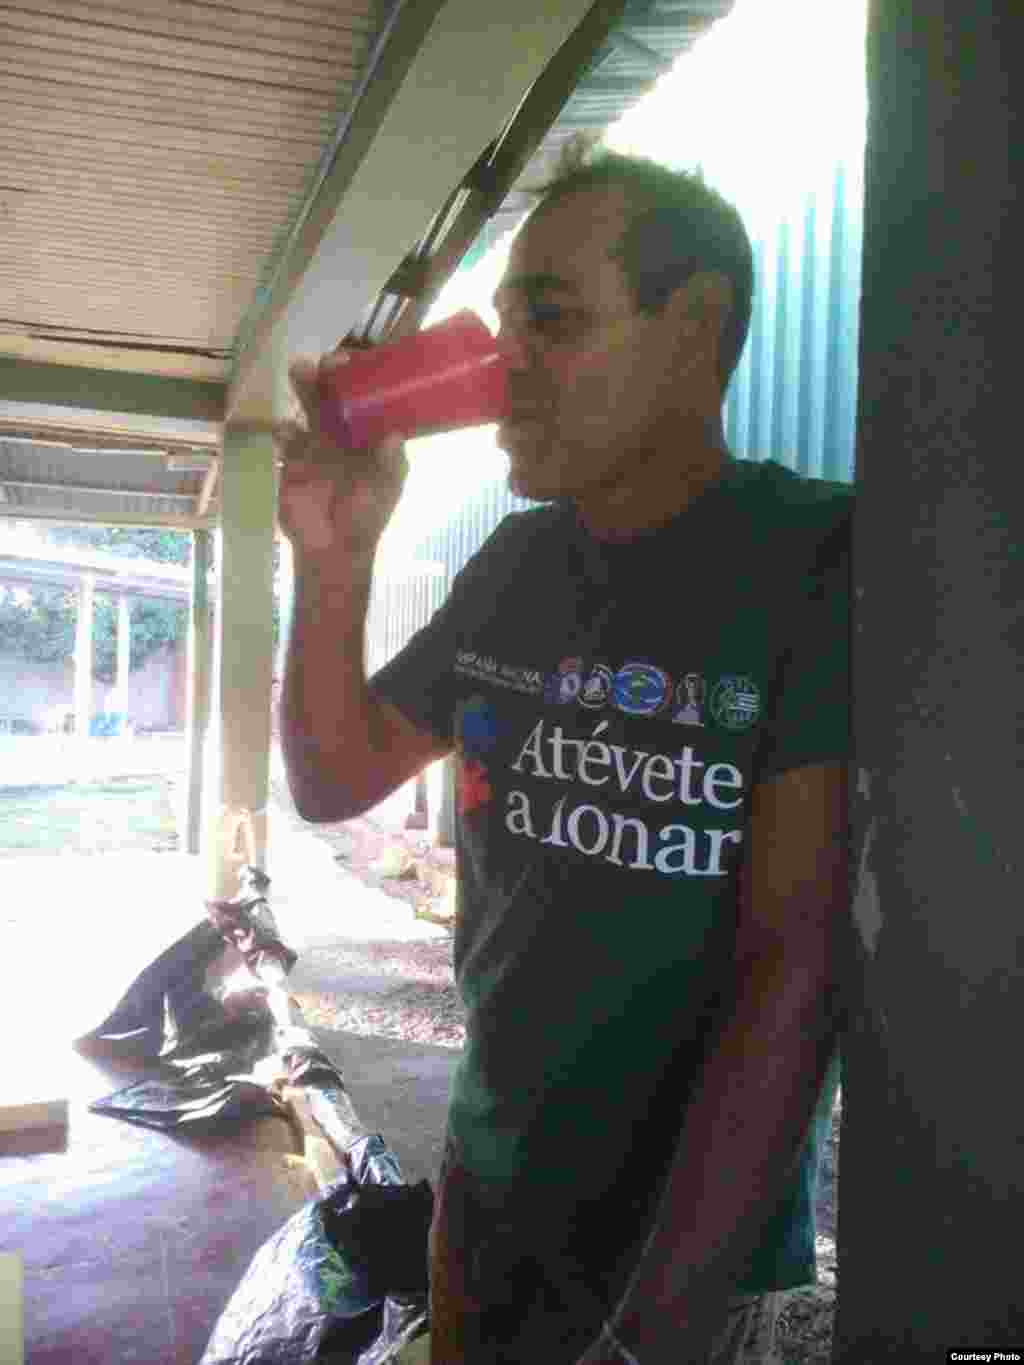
[0,525,189,682]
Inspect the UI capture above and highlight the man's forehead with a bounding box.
[505,184,631,285]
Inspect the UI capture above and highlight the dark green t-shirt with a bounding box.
[371,457,851,1294]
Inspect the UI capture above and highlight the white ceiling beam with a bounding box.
[227,0,596,426]
[0,334,228,383]
[0,401,220,452]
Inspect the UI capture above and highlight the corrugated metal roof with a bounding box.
[0,0,385,359]
[0,435,216,528]
[491,0,734,238]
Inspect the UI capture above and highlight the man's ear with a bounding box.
[667,270,734,362]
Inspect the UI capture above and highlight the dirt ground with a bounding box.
[272,781,840,1365]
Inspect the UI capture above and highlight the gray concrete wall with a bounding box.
[836,2,1022,1358]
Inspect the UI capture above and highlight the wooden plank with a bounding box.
[0,46,345,116]
[0,102,326,163]
[0,227,265,270]
[0,336,228,383]
[0,69,340,140]
[1,212,280,256]
[0,274,253,307]
[0,1254,23,1365]
[26,0,375,63]
[199,0,379,26]
[2,226,272,272]
[0,164,302,231]
[0,1097,69,1140]
[0,133,311,195]
[1,314,236,354]
[0,298,248,345]
[0,12,350,94]
[0,178,301,236]
[0,246,261,288]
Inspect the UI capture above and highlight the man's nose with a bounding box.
[494,321,533,372]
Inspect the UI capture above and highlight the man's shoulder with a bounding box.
[461,500,569,572]
[731,458,852,517]
[728,459,852,562]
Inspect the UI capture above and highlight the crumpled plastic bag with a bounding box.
[199,1133,433,1365]
[78,867,300,1127]
[87,1067,285,1130]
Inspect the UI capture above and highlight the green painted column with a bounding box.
[210,426,277,898]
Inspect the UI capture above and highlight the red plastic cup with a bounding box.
[318,309,509,449]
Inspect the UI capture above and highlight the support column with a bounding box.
[73,573,95,740]
[186,530,213,856]
[209,426,276,898]
[436,755,457,849]
[836,2,1023,1357]
[115,594,132,719]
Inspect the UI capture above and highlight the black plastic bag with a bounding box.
[88,1068,286,1130]
[199,1134,433,1365]
[79,867,303,1127]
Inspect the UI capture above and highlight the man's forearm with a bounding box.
[610,948,840,1363]
[280,551,376,822]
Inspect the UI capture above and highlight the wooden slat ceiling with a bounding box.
[0,0,386,370]
[0,0,736,530]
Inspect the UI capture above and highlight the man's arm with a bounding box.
[276,353,453,825]
[280,553,452,824]
[587,759,848,1364]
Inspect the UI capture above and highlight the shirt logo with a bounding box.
[455,695,498,817]
[671,672,706,726]
[709,675,762,732]
[579,663,614,709]
[611,661,672,717]
[458,694,500,756]
[545,657,584,705]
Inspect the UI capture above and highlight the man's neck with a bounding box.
[575,426,729,544]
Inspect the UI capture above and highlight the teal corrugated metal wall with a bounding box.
[368,155,863,670]
[724,160,862,484]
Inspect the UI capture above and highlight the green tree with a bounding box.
[0,584,76,663]
[0,526,191,681]
[1,525,283,679]
[43,525,191,566]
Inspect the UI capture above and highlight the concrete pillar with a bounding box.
[115,593,131,717]
[186,530,213,856]
[836,2,1023,1357]
[436,754,457,849]
[209,426,276,898]
[72,572,94,739]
